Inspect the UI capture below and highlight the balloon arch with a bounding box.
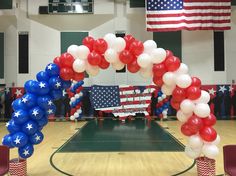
[2,33,220,161]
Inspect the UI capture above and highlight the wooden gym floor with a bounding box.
[1,119,235,176]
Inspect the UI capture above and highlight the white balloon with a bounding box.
[151,48,166,64]
[143,40,157,54]
[176,110,192,122]
[70,115,75,121]
[79,92,83,96]
[78,109,82,114]
[139,67,153,78]
[104,33,116,48]
[194,103,210,118]
[180,99,195,114]
[86,63,100,76]
[188,135,204,149]
[173,63,189,75]
[73,59,86,73]
[163,72,176,86]
[137,53,152,68]
[112,37,126,52]
[75,94,80,99]
[194,90,210,104]
[185,145,201,159]
[176,74,192,88]
[104,48,119,63]
[67,45,79,59]
[158,97,163,102]
[71,97,76,102]
[162,94,167,99]
[202,144,219,159]
[74,112,79,118]
[161,84,175,96]
[162,110,168,116]
[112,60,125,70]
[76,45,90,60]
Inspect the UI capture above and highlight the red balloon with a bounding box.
[73,72,85,81]
[53,56,61,67]
[166,50,173,59]
[170,98,180,110]
[153,76,164,87]
[172,87,186,102]
[76,86,83,93]
[124,35,135,50]
[187,86,201,100]
[181,123,195,136]
[129,40,144,56]
[87,51,102,66]
[93,38,108,54]
[119,50,134,64]
[199,126,217,142]
[187,115,203,133]
[191,77,202,88]
[152,63,167,77]
[60,67,74,81]
[127,59,140,73]
[71,108,76,114]
[98,56,110,69]
[164,56,181,71]
[60,53,75,68]
[202,113,217,126]
[82,36,95,51]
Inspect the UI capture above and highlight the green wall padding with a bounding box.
[0,0,12,9]
[0,33,4,79]
[60,32,88,53]
[130,0,145,8]
[153,32,182,59]
[232,0,236,5]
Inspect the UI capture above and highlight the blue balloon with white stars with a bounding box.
[24,80,39,94]
[45,104,56,116]
[37,81,50,95]
[29,106,45,121]
[50,90,63,100]
[12,98,28,111]
[30,131,44,145]
[62,80,72,89]
[45,63,59,77]
[36,71,50,82]
[2,134,14,148]
[22,120,38,135]
[49,77,62,90]
[7,119,21,134]
[18,143,34,159]
[37,116,48,127]
[12,132,28,148]
[21,93,37,109]
[37,95,54,110]
[12,110,29,125]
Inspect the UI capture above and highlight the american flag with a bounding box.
[146,0,231,32]
[92,85,157,119]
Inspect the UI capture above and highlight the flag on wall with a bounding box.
[146,0,231,32]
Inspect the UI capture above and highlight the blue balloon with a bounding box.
[12,98,28,111]
[49,77,62,90]
[22,120,38,135]
[45,63,59,77]
[12,132,28,148]
[45,104,56,116]
[2,134,14,148]
[37,116,48,127]
[29,106,45,120]
[30,131,44,145]
[37,81,50,95]
[37,95,54,110]
[21,93,37,109]
[62,80,72,89]
[18,143,34,159]
[24,80,39,94]
[7,120,21,134]
[36,71,50,82]
[12,110,29,125]
[50,90,63,100]
[158,91,163,97]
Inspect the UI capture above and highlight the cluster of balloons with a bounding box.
[2,63,71,159]
[155,91,169,119]
[68,81,84,121]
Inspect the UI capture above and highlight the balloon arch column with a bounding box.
[2,33,220,165]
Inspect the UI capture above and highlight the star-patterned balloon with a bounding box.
[6,119,21,133]
[22,120,38,135]
[12,110,29,125]
[21,93,37,108]
[12,132,28,148]
[37,81,50,95]
[30,131,44,145]
[29,106,45,120]
[37,95,54,110]
[18,143,34,159]
[49,76,62,90]
[36,71,50,82]
[45,63,59,77]
[2,134,14,148]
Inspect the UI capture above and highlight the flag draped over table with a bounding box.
[146,0,231,32]
[91,85,157,119]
